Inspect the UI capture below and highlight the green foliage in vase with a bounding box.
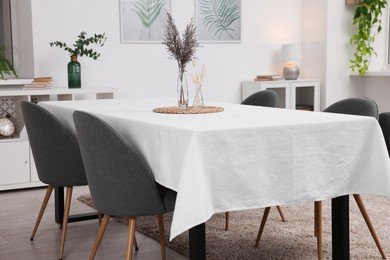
[0,47,17,80]
[49,31,107,60]
[131,0,164,39]
[163,12,200,79]
[200,0,240,39]
[349,0,387,76]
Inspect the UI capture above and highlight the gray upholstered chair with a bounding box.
[241,89,280,107]
[73,110,176,260]
[379,113,390,157]
[225,90,285,231]
[21,101,89,260]
[255,97,386,260]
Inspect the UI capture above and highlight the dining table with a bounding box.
[39,96,390,259]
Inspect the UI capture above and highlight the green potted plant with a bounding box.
[49,31,106,88]
[349,0,387,76]
[0,47,17,80]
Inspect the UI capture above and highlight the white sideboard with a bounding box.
[0,87,115,191]
[241,79,320,111]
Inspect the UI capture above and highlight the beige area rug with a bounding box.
[78,194,390,259]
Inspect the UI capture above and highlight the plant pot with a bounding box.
[68,55,81,88]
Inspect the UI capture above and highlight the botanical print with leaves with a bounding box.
[196,0,241,42]
[120,0,171,42]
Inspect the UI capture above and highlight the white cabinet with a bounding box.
[0,87,115,190]
[241,79,320,111]
[0,141,30,186]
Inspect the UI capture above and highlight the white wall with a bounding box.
[325,0,390,112]
[302,0,327,110]
[27,0,302,104]
[324,0,364,108]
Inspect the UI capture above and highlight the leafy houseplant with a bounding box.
[349,0,387,76]
[49,31,107,88]
[163,12,200,109]
[0,47,17,80]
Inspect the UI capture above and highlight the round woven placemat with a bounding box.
[153,106,224,114]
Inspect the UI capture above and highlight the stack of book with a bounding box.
[254,75,282,81]
[23,77,52,90]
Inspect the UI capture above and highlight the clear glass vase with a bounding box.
[68,55,81,88]
[193,84,204,108]
[177,72,189,109]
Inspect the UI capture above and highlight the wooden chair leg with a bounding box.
[353,194,386,259]
[98,212,102,226]
[89,214,110,260]
[59,186,73,260]
[225,212,230,231]
[276,206,286,222]
[314,202,318,237]
[315,201,322,260]
[126,218,137,260]
[125,219,139,251]
[255,207,271,248]
[158,214,166,260]
[134,234,139,251]
[30,185,54,241]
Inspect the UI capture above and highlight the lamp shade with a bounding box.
[281,43,302,62]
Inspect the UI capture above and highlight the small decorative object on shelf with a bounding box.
[281,43,302,80]
[0,112,15,138]
[49,31,107,88]
[23,77,52,90]
[191,59,205,108]
[0,47,17,80]
[68,55,81,88]
[254,75,282,81]
[163,12,200,110]
[345,0,363,5]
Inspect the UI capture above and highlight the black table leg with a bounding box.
[332,195,350,260]
[54,186,64,226]
[54,186,99,227]
[189,223,206,260]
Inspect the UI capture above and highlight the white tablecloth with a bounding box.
[40,97,390,240]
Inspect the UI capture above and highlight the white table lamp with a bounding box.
[281,43,302,80]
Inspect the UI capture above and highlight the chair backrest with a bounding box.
[379,112,390,157]
[73,111,167,217]
[20,101,87,186]
[323,97,378,119]
[241,90,279,107]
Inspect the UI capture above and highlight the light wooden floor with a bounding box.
[0,186,187,260]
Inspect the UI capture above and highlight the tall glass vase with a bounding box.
[68,55,81,88]
[177,72,189,109]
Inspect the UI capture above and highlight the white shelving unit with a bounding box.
[241,79,320,111]
[0,87,115,191]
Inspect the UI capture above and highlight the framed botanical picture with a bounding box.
[120,0,171,43]
[195,0,241,43]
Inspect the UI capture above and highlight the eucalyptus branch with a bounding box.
[49,31,107,60]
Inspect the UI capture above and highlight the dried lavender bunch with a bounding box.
[163,12,199,77]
